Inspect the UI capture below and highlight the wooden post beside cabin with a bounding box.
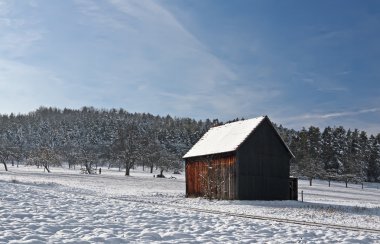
[183,116,296,200]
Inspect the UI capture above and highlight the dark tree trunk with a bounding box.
[309,178,312,186]
[44,165,51,173]
[150,164,154,173]
[2,161,8,171]
[85,163,92,174]
[125,160,132,176]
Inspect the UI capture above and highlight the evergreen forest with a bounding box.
[0,107,379,182]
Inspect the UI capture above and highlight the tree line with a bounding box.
[0,107,379,182]
[0,107,213,176]
[277,125,380,183]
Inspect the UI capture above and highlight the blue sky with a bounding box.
[0,0,379,134]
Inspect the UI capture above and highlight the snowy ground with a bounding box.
[0,165,379,243]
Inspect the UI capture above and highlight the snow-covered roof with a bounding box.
[183,116,266,159]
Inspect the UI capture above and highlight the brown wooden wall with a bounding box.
[185,153,237,200]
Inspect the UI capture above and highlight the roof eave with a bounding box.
[183,150,236,160]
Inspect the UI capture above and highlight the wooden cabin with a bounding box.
[183,116,296,200]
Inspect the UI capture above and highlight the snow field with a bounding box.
[0,166,380,243]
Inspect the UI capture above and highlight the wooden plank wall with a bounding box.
[185,154,237,200]
[237,119,291,200]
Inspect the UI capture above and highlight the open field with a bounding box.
[0,165,379,243]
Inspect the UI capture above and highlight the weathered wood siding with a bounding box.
[185,153,237,199]
[237,118,291,200]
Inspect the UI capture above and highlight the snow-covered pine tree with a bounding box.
[367,135,380,182]
[357,131,370,182]
[321,127,335,175]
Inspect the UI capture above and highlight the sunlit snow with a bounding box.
[183,116,265,158]
[0,166,379,243]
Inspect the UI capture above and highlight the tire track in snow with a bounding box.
[112,196,380,235]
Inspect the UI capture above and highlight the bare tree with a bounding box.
[65,149,79,170]
[156,147,171,177]
[0,142,17,171]
[28,147,60,173]
[147,142,160,174]
[76,146,98,174]
[111,123,142,176]
[13,127,25,167]
[0,150,10,171]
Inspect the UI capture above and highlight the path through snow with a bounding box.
[0,180,379,243]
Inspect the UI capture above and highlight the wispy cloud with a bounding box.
[0,0,43,58]
[317,87,348,92]
[71,0,261,118]
[285,108,380,122]
[273,107,380,135]
[268,106,380,136]
[0,30,43,58]
[74,0,127,30]
[1,0,378,136]
[0,1,11,26]
[296,71,349,93]
[0,0,285,120]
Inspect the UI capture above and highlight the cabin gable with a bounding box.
[237,118,291,200]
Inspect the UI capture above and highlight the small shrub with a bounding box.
[10,178,19,184]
